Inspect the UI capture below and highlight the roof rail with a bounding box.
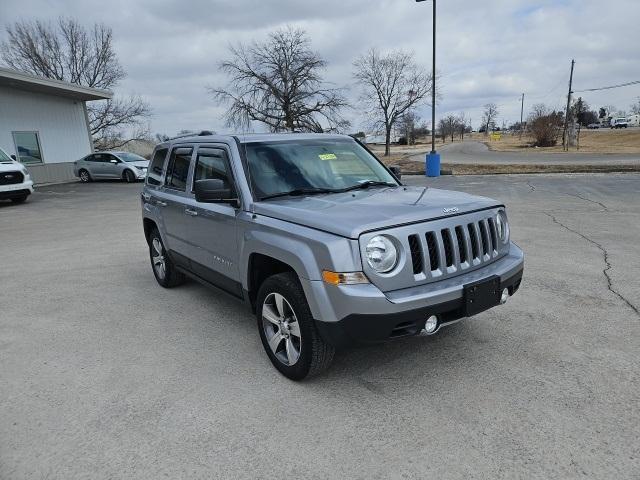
[169,130,216,140]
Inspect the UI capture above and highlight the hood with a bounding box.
[128,160,149,168]
[253,186,501,238]
[0,160,26,173]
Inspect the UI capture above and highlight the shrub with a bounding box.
[527,104,564,147]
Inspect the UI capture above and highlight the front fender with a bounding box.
[238,213,363,319]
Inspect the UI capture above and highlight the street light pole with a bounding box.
[416,0,440,177]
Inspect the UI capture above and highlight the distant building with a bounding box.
[627,114,640,127]
[0,67,111,184]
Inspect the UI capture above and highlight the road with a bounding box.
[1,175,639,479]
[409,140,640,165]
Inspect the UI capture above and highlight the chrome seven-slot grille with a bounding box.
[407,215,500,278]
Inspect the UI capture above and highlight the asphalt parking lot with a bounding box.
[1,174,639,479]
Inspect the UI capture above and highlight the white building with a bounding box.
[0,67,111,184]
[628,114,640,127]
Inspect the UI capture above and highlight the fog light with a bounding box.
[500,288,509,304]
[424,315,439,334]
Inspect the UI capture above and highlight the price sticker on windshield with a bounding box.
[318,153,337,160]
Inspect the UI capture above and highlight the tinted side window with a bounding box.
[147,148,168,186]
[194,148,232,187]
[165,147,192,191]
[85,154,96,162]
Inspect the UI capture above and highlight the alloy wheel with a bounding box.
[79,170,89,182]
[151,237,166,280]
[262,292,302,366]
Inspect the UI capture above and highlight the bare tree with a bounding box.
[398,110,420,145]
[457,112,469,140]
[482,103,498,135]
[353,48,433,156]
[443,115,459,142]
[209,27,348,133]
[630,98,640,115]
[1,17,150,149]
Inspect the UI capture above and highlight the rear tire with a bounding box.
[256,272,334,380]
[123,170,135,183]
[148,228,185,288]
[10,195,28,204]
[78,169,91,182]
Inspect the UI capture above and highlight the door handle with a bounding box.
[184,208,198,216]
[156,200,167,207]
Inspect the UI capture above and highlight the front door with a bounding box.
[184,145,241,296]
[155,145,194,265]
[103,153,122,178]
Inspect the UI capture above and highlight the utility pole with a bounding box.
[563,59,575,151]
[519,93,525,139]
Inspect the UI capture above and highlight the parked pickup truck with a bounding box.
[141,133,524,380]
[611,118,629,129]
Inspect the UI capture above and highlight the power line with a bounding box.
[574,80,640,93]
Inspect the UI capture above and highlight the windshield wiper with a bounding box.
[260,188,340,201]
[342,181,397,192]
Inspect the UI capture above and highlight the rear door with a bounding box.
[185,145,241,296]
[84,154,103,177]
[155,145,194,265]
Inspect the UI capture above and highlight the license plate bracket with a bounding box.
[464,275,501,316]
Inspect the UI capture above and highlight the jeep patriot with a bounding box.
[141,133,524,380]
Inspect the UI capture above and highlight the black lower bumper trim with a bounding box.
[0,189,30,200]
[316,267,523,348]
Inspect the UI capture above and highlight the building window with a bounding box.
[12,132,43,164]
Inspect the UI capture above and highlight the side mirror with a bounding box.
[10,154,17,160]
[194,179,238,206]
[389,165,402,181]
[110,159,118,164]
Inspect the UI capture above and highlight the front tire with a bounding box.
[123,170,135,183]
[148,228,185,288]
[256,272,334,380]
[10,195,28,204]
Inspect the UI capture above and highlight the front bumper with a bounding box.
[303,242,524,347]
[0,180,34,199]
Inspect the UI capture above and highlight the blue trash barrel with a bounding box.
[426,152,441,177]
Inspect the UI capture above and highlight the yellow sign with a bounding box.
[318,153,337,160]
[490,132,502,141]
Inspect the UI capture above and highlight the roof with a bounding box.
[0,67,112,101]
[171,132,349,145]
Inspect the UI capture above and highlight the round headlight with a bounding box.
[495,210,509,244]
[365,235,398,273]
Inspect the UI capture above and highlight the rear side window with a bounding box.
[193,148,232,188]
[147,148,168,186]
[165,147,193,191]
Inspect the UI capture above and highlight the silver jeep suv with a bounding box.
[141,133,524,380]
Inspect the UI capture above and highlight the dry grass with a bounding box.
[477,129,640,154]
[378,154,640,176]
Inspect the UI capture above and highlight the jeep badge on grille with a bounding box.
[443,207,459,214]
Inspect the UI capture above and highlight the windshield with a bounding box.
[0,148,12,162]
[117,152,147,163]
[244,138,398,200]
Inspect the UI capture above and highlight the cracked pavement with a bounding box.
[2,174,639,479]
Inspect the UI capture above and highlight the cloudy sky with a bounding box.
[1,0,639,135]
